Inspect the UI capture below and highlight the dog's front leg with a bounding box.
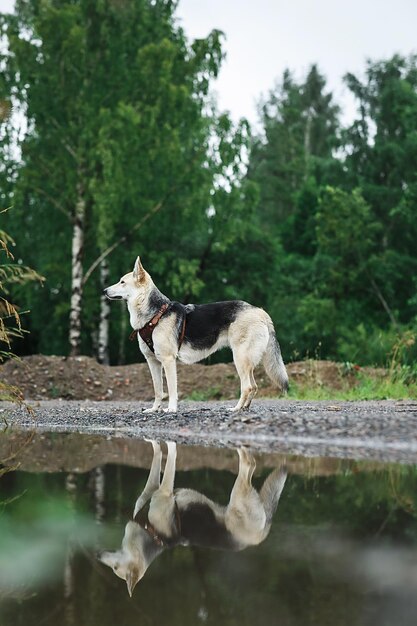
[148,442,177,538]
[160,356,178,412]
[161,441,177,493]
[144,354,164,413]
[133,440,162,517]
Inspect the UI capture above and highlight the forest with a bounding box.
[1,0,417,369]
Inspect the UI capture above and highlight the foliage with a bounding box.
[184,386,223,401]
[249,65,340,225]
[0,0,250,360]
[343,54,417,327]
[245,56,417,366]
[287,373,417,401]
[1,0,417,370]
[0,215,42,403]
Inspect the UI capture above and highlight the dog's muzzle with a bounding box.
[103,288,122,300]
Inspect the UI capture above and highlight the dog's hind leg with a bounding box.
[225,447,266,544]
[243,369,258,409]
[237,446,256,483]
[143,355,164,413]
[227,447,257,507]
[229,314,269,411]
[133,440,162,517]
[230,351,256,412]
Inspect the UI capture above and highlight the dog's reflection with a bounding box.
[99,441,287,596]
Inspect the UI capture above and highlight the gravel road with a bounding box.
[2,398,417,464]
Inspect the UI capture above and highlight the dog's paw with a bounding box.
[163,407,177,413]
[144,438,160,449]
[237,446,255,465]
[143,406,162,414]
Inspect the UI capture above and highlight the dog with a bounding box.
[99,440,287,596]
[104,257,288,412]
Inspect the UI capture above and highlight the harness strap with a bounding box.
[129,302,186,353]
[178,314,187,350]
[133,501,182,547]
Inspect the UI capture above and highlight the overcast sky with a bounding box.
[2,0,417,127]
[176,0,417,127]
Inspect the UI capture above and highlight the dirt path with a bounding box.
[3,398,417,464]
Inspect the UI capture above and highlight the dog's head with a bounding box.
[99,549,143,597]
[99,521,155,597]
[103,257,151,302]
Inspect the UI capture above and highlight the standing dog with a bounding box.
[104,257,288,412]
[99,440,287,596]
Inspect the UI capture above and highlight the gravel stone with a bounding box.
[2,398,417,464]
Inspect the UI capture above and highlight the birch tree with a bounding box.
[97,259,110,365]
[0,0,233,357]
[1,2,92,354]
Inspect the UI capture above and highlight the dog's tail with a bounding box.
[260,467,287,526]
[262,317,289,392]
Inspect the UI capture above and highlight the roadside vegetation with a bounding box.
[288,331,417,400]
[0,216,41,482]
[0,216,42,406]
[287,374,417,402]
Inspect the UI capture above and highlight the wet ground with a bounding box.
[2,398,417,463]
[2,431,417,626]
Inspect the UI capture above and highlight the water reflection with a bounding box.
[3,432,417,625]
[99,440,287,596]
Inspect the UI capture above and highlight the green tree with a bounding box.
[315,187,377,300]
[244,57,417,363]
[249,65,340,227]
[243,66,342,359]
[344,54,417,326]
[1,0,249,360]
[295,187,379,356]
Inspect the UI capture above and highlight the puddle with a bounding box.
[1,432,417,625]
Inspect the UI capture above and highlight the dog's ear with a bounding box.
[132,256,145,282]
[126,565,141,597]
[98,551,117,568]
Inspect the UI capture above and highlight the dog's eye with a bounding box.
[120,280,125,285]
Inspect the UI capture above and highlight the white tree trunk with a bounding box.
[304,108,313,179]
[64,473,76,625]
[69,185,85,356]
[97,258,110,364]
[94,466,105,523]
[118,305,127,364]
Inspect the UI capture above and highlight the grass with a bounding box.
[185,386,223,401]
[183,370,417,403]
[287,373,417,401]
